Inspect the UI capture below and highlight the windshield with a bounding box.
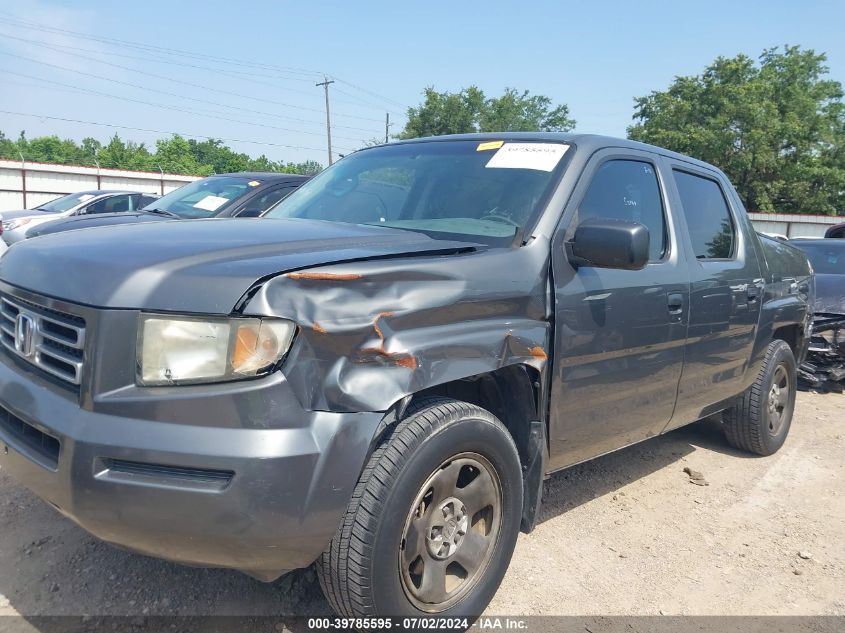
[146,176,259,218]
[265,140,570,245]
[37,192,99,213]
[793,242,845,275]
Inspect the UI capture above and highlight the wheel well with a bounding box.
[409,364,546,534]
[411,364,542,466]
[772,324,802,358]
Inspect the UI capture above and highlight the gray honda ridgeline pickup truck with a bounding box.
[0,134,813,619]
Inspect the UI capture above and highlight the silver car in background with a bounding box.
[2,190,159,245]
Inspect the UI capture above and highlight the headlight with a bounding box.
[5,218,32,232]
[137,315,295,386]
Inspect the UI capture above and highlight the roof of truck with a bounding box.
[214,172,311,182]
[383,132,721,174]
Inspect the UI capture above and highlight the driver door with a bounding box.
[547,150,690,471]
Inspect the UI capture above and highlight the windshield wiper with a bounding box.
[142,207,181,219]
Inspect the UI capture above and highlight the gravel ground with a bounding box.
[0,391,842,619]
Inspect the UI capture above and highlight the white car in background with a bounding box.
[1,190,159,245]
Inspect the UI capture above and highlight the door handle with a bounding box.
[668,293,684,314]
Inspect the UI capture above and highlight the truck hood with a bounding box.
[0,218,478,313]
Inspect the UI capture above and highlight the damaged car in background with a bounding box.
[790,238,845,391]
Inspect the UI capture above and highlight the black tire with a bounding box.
[723,339,797,456]
[317,397,523,620]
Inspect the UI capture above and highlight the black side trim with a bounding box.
[95,459,234,493]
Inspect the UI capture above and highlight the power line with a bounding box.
[0,35,386,133]
[0,68,361,150]
[330,76,409,110]
[0,49,384,125]
[0,12,322,78]
[0,30,394,122]
[0,10,410,114]
[0,109,354,154]
[331,85,405,118]
[0,49,381,133]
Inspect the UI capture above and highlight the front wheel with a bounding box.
[317,398,523,620]
[723,339,797,456]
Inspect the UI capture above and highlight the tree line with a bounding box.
[0,132,322,176]
[2,46,843,215]
[399,46,845,216]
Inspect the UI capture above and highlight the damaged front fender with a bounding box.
[240,242,552,413]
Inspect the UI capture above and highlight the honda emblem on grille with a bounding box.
[14,313,36,358]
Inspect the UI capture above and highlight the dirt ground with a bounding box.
[0,391,842,620]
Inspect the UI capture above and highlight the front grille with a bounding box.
[0,405,61,468]
[0,294,86,386]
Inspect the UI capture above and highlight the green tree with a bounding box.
[400,86,485,138]
[0,131,18,160]
[628,45,845,215]
[188,138,250,174]
[0,130,323,176]
[154,135,213,176]
[97,134,154,171]
[481,88,575,132]
[400,85,575,139]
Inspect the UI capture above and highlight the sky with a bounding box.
[1,0,844,166]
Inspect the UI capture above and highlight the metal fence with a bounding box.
[0,159,199,212]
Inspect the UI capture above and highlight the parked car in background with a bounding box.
[140,172,309,219]
[825,221,845,239]
[2,191,159,245]
[790,238,845,390]
[20,173,309,242]
[0,215,6,257]
[0,134,813,621]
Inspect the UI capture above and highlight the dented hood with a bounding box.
[0,218,475,313]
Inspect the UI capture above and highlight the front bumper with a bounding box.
[0,312,382,581]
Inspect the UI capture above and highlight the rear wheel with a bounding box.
[317,398,522,619]
[723,339,797,456]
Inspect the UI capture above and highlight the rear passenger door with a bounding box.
[548,150,690,471]
[664,165,763,429]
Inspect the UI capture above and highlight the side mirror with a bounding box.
[566,218,650,270]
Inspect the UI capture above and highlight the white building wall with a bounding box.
[0,160,199,211]
[747,212,843,239]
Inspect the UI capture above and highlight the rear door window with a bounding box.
[673,170,736,259]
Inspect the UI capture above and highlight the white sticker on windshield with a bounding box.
[192,195,229,211]
[485,143,569,172]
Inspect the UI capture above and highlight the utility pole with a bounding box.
[316,75,335,165]
[384,112,390,144]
